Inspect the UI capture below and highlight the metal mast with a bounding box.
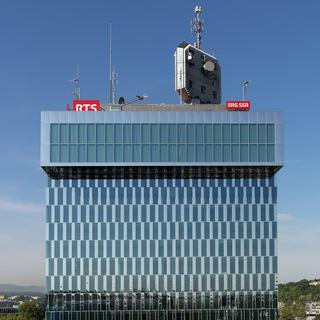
[71,65,80,100]
[111,69,118,104]
[109,22,113,103]
[191,5,204,49]
[242,80,250,100]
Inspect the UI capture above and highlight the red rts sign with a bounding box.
[226,101,250,111]
[73,100,101,111]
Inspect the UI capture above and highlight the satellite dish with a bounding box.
[118,97,125,104]
[203,60,215,72]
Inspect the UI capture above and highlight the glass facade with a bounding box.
[49,123,276,163]
[41,109,283,320]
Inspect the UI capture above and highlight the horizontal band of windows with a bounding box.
[50,144,276,163]
[51,123,276,145]
[42,166,282,180]
[46,290,278,312]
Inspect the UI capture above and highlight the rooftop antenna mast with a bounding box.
[109,22,117,104]
[70,64,80,100]
[191,5,204,49]
[111,70,118,105]
[242,80,250,100]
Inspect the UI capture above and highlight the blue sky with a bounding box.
[0,0,319,286]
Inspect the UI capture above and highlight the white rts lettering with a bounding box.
[75,104,98,111]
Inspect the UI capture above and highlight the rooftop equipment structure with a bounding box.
[175,5,221,104]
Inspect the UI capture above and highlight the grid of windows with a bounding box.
[49,124,276,163]
[46,178,277,293]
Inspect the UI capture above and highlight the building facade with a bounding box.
[41,106,283,320]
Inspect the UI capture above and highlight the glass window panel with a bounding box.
[60,124,68,143]
[79,144,87,162]
[133,144,141,162]
[196,145,204,161]
[142,124,149,143]
[249,145,258,162]
[160,124,168,143]
[69,124,78,143]
[78,124,87,143]
[267,145,275,162]
[240,145,249,162]
[214,145,222,162]
[151,125,158,143]
[240,124,249,143]
[205,144,213,162]
[70,144,77,162]
[186,124,195,143]
[249,124,258,143]
[178,145,186,162]
[88,144,96,162]
[132,124,140,143]
[222,124,231,143]
[114,144,123,162]
[258,124,267,143]
[169,145,177,162]
[160,145,168,162]
[213,124,222,143]
[123,124,132,143]
[50,144,59,162]
[124,144,132,162]
[105,124,114,143]
[106,144,113,162]
[96,124,105,143]
[196,124,204,143]
[187,145,195,161]
[151,144,159,161]
[178,124,186,143]
[50,124,59,143]
[169,124,177,143]
[204,124,213,143]
[232,144,240,162]
[97,145,105,162]
[142,145,150,162]
[267,124,275,143]
[60,144,69,162]
[258,145,267,162]
[223,145,231,162]
[231,124,240,143]
[87,124,95,143]
[114,124,123,143]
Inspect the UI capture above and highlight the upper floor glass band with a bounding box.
[41,111,283,166]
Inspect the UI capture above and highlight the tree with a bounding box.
[19,300,45,320]
[279,301,306,320]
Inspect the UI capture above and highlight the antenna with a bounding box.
[111,69,118,104]
[109,22,112,103]
[242,80,250,100]
[70,65,80,100]
[191,5,204,49]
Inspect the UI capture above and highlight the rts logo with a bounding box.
[73,100,101,111]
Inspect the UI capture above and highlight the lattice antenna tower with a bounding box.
[191,5,204,49]
[70,65,80,100]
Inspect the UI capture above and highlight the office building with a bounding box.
[41,104,283,320]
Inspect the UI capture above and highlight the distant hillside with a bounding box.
[279,279,320,302]
[0,284,45,295]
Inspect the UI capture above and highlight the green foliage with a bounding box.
[0,315,21,320]
[18,300,45,320]
[279,279,320,303]
[314,315,320,320]
[279,301,306,320]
